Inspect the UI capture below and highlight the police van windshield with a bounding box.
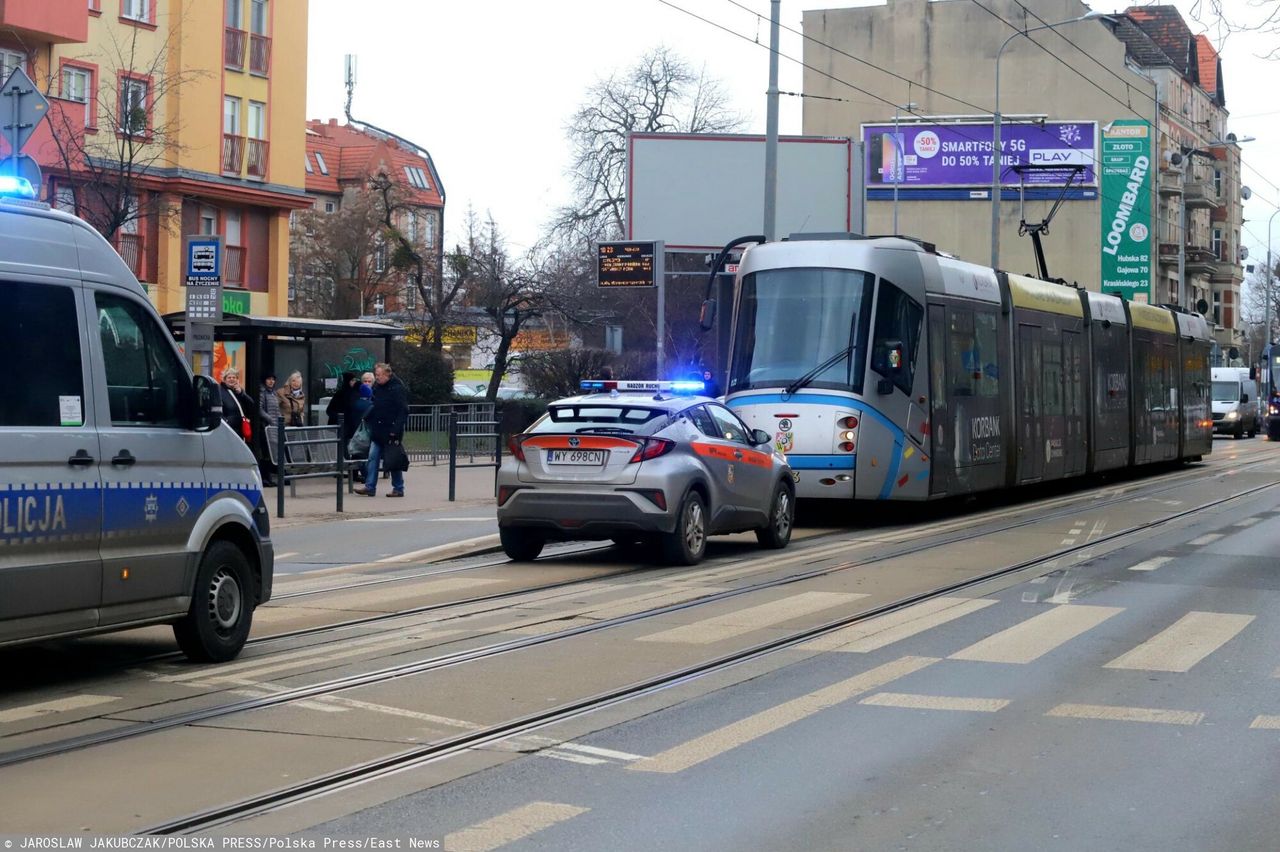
[1211,381,1240,403]
[729,268,874,394]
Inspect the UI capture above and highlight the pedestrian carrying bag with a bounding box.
[383,440,410,473]
[347,422,371,458]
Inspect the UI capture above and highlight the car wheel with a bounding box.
[173,540,255,663]
[661,490,708,566]
[1234,421,1244,439]
[756,482,795,550]
[500,526,545,562]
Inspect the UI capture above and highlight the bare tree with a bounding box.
[1241,258,1280,358]
[1138,0,1280,58]
[289,187,397,319]
[370,172,460,352]
[553,46,745,242]
[41,11,206,241]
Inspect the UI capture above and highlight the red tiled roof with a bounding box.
[303,119,444,209]
[1126,5,1196,81]
[1194,34,1225,106]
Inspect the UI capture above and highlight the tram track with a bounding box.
[3,456,1274,776]
[142,472,1280,835]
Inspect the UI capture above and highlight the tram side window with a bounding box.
[946,309,999,399]
[871,281,923,394]
[973,312,1000,398]
[0,283,85,427]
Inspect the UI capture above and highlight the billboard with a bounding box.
[627,133,859,250]
[861,121,1097,188]
[1099,120,1153,302]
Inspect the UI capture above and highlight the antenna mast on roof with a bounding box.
[344,54,357,123]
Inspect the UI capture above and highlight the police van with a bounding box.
[0,177,272,662]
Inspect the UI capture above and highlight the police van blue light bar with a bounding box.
[580,379,706,395]
[0,176,36,199]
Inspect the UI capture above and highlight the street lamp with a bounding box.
[891,102,918,235]
[991,10,1111,269]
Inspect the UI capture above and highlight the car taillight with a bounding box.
[629,437,675,463]
[508,435,527,462]
[497,485,521,506]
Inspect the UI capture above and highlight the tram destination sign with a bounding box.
[597,241,663,288]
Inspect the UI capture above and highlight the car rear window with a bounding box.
[531,404,668,434]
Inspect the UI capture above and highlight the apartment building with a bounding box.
[2,0,310,317]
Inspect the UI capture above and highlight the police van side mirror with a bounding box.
[1241,394,1250,404]
[193,374,222,432]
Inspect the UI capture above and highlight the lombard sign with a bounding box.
[1099,120,1153,303]
[862,121,1097,187]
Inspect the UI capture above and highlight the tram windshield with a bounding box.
[729,267,873,394]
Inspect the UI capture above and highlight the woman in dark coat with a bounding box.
[326,371,362,443]
[219,368,265,475]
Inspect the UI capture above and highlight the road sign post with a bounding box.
[183,235,223,375]
[1,67,50,188]
[597,240,666,374]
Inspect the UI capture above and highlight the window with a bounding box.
[373,294,385,316]
[313,151,328,175]
[120,78,148,135]
[404,284,417,310]
[96,293,187,428]
[425,210,437,247]
[225,0,240,27]
[1212,228,1223,260]
[869,280,923,394]
[707,404,750,444]
[223,96,240,135]
[248,100,265,139]
[224,209,241,246]
[1213,169,1223,198]
[120,193,140,235]
[373,241,387,273]
[685,405,718,437]
[0,283,85,427]
[323,200,335,214]
[199,206,217,236]
[249,0,267,34]
[406,210,418,242]
[1,49,25,82]
[303,153,313,174]
[945,310,999,401]
[62,67,91,108]
[54,185,77,213]
[121,0,150,23]
[402,166,430,189]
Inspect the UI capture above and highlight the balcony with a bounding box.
[246,138,269,179]
[0,0,88,44]
[1158,243,1179,266]
[225,245,245,287]
[224,27,246,70]
[116,233,143,278]
[249,34,271,75]
[1157,171,1182,197]
[1184,244,1216,275]
[222,134,245,175]
[1183,180,1219,209]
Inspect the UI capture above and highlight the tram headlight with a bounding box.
[840,430,856,441]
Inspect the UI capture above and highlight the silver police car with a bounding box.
[497,381,795,564]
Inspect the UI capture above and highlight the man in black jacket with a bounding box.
[355,362,409,497]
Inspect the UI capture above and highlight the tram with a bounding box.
[722,234,1213,501]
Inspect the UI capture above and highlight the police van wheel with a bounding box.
[173,541,255,663]
[662,491,707,566]
[756,482,795,550]
[500,526,545,562]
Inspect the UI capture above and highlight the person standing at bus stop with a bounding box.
[355,362,409,498]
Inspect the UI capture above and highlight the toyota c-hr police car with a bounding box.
[497,380,795,565]
[0,176,272,662]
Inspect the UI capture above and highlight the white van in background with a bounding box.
[1211,367,1261,439]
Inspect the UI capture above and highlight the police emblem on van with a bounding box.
[144,493,159,523]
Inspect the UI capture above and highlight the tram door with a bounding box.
[1017,324,1043,482]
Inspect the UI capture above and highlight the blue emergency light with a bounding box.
[0,176,36,199]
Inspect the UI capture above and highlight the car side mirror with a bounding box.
[193,374,221,433]
[1241,394,1250,404]
[699,299,717,331]
[751,428,771,446]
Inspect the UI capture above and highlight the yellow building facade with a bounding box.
[3,0,310,317]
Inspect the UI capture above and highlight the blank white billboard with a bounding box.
[626,133,861,250]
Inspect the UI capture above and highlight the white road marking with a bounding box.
[1249,715,1280,730]
[860,692,1009,713]
[949,605,1123,664]
[516,736,647,763]
[1188,532,1224,546]
[1069,527,1085,536]
[1234,517,1262,528]
[798,597,997,653]
[1060,538,1077,546]
[637,591,866,645]
[1104,611,1254,672]
[376,535,500,563]
[0,694,119,724]
[1087,520,1107,541]
[444,802,588,852]
[1046,703,1203,726]
[1128,556,1173,572]
[538,751,607,766]
[276,551,300,560]
[629,656,938,774]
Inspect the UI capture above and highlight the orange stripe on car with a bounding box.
[691,442,772,468]
[521,436,639,450]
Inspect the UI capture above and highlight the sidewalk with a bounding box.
[269,462,498,529]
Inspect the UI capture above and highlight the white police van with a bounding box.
[0,177,272,662]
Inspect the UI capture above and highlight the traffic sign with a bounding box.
[0,154,41,188]
[1,67,50,156]
[183,235,224,323]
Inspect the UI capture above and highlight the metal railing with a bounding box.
[448,413,501,502]
[116,233,142,278]
[270,416,355,518]
[224,27,246,69]
[222,133,245,174]
[249,33,271,75]
[404,403,497,463]
[246,138,269,179]
[225,245,245,286]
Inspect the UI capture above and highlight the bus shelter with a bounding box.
[164,312,405,424]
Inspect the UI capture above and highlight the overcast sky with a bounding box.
[306,0,1278,268]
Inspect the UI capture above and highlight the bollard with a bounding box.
[336,413,345,513]
[448,411,458,502]
[276,415,286,519]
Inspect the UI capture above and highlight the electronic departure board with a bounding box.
[597,241,660,288]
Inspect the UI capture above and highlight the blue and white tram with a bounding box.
[722,235,1213,501]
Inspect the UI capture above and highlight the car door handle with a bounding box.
[111,450,137,467]
[67,449,96,467]
[733,451,744,460]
